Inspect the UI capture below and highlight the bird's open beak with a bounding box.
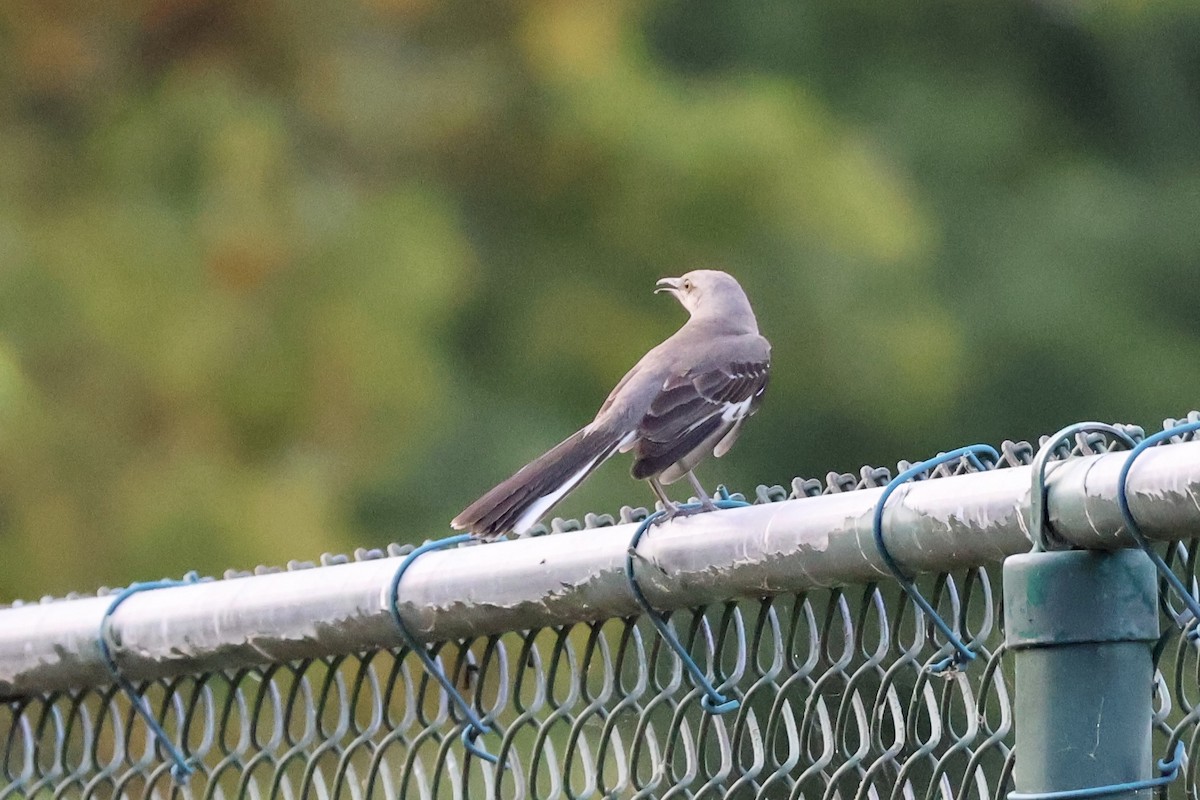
[655,277,682,295]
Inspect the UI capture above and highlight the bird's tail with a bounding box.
[452,426,628,538]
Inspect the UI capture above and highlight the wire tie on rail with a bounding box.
[873,445,999,671]
[1028,422,1138,553]
[98,571,203,784]
[1011,420,1189,800]
[1008,740,1185,800]
[1117,419,1200,638]
[386,535,499,763]
[626,485,747,714]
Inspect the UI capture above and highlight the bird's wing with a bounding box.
[630,359,769,479]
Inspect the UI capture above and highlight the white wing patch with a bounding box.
[721,396,754,422]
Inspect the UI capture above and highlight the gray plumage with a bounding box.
[452,270,770,538]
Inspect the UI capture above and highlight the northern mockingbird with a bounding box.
[452,269,770,538]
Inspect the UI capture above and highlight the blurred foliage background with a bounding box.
[1,0,1198,599]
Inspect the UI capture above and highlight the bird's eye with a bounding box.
[682,279,694,292]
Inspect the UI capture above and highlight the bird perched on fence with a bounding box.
[452,269,770,539]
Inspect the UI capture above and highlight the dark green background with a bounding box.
[1,0,1198,599]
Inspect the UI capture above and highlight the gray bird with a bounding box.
[452,269,770,538]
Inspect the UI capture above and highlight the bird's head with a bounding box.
[655,270,758,332]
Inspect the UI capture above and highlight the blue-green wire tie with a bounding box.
[1029,422,1137,553]
[386,535,499,763]
[1117,419,1200,639]
[98,572,202,784]
[1010,421,1189,800]
[872,445,999,672]
[626,486,747,715]
[1008,740,1185,800]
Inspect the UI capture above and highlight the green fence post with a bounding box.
[1004,549,1158,800]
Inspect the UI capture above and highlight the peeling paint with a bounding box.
[0,442,1197,695]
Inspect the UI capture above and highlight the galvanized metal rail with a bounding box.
[1,438,1197,698]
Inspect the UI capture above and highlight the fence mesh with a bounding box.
[3,418,1199,799]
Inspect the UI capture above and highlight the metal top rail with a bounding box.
[2,434,1198,698]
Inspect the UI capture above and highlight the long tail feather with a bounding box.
[451,427,625,537]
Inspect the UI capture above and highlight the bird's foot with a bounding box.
[675,500,719,518]
[654,498,719,524]
[647,506,675,527]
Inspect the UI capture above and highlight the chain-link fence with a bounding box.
[2,416,1199,799]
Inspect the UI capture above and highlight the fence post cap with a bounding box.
[1003,549,1159,648]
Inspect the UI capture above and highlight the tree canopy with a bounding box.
[1,0,1198,598]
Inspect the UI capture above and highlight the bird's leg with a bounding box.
[646,475,720,526]
[647,478,679,519]
[652,479,681,515]
[685,471,719,513]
